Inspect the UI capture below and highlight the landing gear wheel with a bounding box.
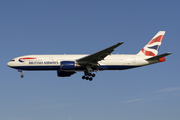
[82,76,86,79]
[92,73,95,77]
[20,75,24,78]
[89,77,93,81]
[86,77,89,80]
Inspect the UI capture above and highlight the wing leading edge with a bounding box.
[76,42,124,64]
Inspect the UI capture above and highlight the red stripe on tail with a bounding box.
[148,35,164,45]
[141,48,156,56]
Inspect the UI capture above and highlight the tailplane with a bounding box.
[137,31,165,56]
[146,52,172,62]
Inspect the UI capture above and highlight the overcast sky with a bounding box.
[1,0,180,120]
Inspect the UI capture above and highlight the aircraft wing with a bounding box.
[76,42,123,64]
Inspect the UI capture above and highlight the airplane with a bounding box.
[7,31,171,81]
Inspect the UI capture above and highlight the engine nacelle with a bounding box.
[60,61,75,70]
[57,70,76,77]
[159,57,166,62]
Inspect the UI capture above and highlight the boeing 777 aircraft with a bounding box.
[7,31,171,81]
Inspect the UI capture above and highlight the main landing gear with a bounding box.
[82,71,96,81]
[18,69,24,78]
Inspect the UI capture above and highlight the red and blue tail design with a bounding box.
[137,31,165,56]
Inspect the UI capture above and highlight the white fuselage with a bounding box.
[7,54,154,71]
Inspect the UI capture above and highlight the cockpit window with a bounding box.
[10,59,15,62]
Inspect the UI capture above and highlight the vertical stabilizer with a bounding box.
[137,31,165,56]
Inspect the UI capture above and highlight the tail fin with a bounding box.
[137,31,165,56]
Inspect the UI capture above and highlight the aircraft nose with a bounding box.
[7,62,12,67]
[7,62,10,67]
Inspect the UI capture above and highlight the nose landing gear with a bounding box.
[20,75,24,78]
[18,69,24,78]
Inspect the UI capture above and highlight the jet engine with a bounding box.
[159,57,166,62]
[60,61,76,70]
[57,70,76,77]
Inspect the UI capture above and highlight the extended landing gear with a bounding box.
[20,74,24,78]
[82,72,96,81]
[18,69,24,78]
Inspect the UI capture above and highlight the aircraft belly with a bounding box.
[12,65,60,70]
[97,59,145,70]
[98,65,140,70]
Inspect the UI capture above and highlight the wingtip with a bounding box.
[167,52,172,55]
[118,42,124,45]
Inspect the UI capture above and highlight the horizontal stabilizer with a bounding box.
[146,52,172,61]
